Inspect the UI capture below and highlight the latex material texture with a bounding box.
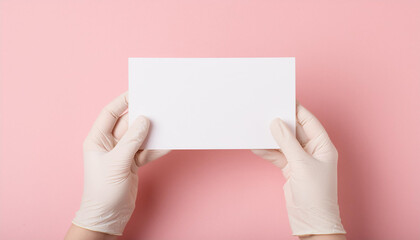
[72,92,170,235]
[253,104,346,236]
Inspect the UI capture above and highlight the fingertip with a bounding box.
[270,118,282,130]
[270,118,297,148]
[136,115,149,120]
[132,115,150,134]
[277,119,290,130]
[135,115,149,124]
[270,118,290,135]
[270,118,285,147]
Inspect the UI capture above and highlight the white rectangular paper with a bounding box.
[129,57,295,149]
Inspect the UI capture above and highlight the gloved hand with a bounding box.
[72,92,170,235]
[252,103,346,236]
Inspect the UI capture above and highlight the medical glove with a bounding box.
[252,104,346,236]
[72,92,170,235]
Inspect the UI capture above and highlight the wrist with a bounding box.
[72,200,135,236]
[286,204,345,236]
[299,234,346,240]
[284,181,345,236]
[65,224,119,240]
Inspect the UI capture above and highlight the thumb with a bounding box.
[116,116,150,156]
[270,118,307,161]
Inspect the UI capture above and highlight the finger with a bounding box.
[270,118,308,161]
[115,116,150,156]
[135,150,171,167]
[113,113,129,141]
[251,149,288,169]
[92,92,128,134]
[296,103,328,141]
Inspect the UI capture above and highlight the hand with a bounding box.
[252,103,346,236]
[68,92,170,237]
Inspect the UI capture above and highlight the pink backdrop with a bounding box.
[1,1,419,239]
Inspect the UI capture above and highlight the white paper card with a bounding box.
[129,57,295,149]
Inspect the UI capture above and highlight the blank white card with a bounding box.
[129,58,295,149]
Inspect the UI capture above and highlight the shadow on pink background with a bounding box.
[1,1,419,239]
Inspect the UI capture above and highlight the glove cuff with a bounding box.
[72,204,134,236]
[286,204,346,236]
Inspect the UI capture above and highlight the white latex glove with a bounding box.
[72,92,170,235]
[252,103,346,236]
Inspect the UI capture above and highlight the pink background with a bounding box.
[1,1,419,239]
